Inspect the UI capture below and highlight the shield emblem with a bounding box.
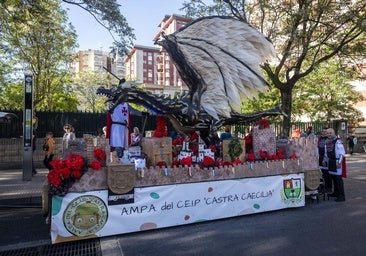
[283,178,301,199]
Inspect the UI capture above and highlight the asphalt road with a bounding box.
[1,154,365,255]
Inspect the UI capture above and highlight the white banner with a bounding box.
[51,173,304,243]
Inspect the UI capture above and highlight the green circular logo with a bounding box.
[63,195,108,237]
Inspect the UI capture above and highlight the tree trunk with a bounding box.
[280,88,293,138]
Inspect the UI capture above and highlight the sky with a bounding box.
[64,0,189,51]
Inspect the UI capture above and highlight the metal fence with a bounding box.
[1,109,344,139]
[0,110,160,138]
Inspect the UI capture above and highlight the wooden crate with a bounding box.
[141,137,172,166]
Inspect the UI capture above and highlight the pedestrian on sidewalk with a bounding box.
[324,128,346,202]
[346,135,355,155]
[318,127,332,193]
[31,115,39,175]
[62,124,76,149]
[43,132,55,170]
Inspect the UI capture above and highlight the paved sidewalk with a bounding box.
[0,168,48,204]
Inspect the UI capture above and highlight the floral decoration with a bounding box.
[202,156,215,167]
[171,159,179,167]
[94,147,106,161]
[258,148,285,161]
[47,148,107,195]
[172,136,185,146]
[153,115,168,137]
[209,145,217,153]
[89,148,107,170]
[180,156,193,166]
[48,154,87,195]
[156,161,166,168]
[246,153,256,162]
[244,134,253,153]
[89,160,103,170]
[232,158,243,165]
[257,118,270,129]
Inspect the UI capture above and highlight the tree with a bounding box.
[71,71,118,112]
[0,0,79,111]
[242,60,364,123]
[181,0,366,137]
[294,60,363,122]
[62,0,135,56]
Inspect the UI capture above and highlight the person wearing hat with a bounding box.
[63,124,76,149]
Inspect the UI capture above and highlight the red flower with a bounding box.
[246,153,256,162]
[73,170,83,179]
[65,154,85,171]
[171,159,179,167]
[47,170,62,187]
[89,160,103,170]
[215,158,223,167]
[270,154,279,160]
[93,148,106,161]
[156,161,166,168]
[209,145,217,153]
[203,156,215,167]
[233,158,242,165]
[276,149,285,159]
[259,149,268,160]
[58,167,71,179]
[257,118,270,129]
[50,159,66,171]
[222,161,232,166]
[180,156,192,166]
[153,116,168,137]
[172,137,184,145]
[290,153,297,159]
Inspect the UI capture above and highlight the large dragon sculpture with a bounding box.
[97,16,284,145]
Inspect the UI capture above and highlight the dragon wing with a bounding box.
[156,16,275,120]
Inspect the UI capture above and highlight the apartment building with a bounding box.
[153,14,191,88]
[70,49,125,78]
[124,45,160,84]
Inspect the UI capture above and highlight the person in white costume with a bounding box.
[324,128,346,202]
[109,103,129,158]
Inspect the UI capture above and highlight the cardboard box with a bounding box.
[141,137,172,166]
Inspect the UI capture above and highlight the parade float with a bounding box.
[46,16,319,244]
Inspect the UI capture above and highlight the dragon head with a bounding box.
[96,85,129,113]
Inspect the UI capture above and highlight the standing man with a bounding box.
[107,102,129,158]
[318,127,332,193]
[324,128,346,202]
